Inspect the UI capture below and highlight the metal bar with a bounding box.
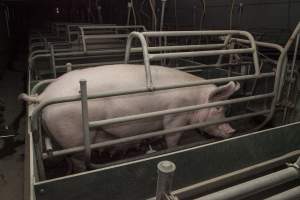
[175,62,253,70]
[156,161,176,200]
[79,80,91,167]
[131,44,226,53]
[149,48,254,60]
[125,32,153,90]
[278,22,300,101]
[142,30,251,37]
[194,157,300,200]
[89,93,274,128]
[174,150,300,199]
[31,79,56,95]
[84,34,129,39]
[283,33,300,122]
[264,185,300,200]
[230,38,284,52]
[55,59,143,70]
[31,72,275,122]
[80,25,146,31]
[49,44,57,78]
[217,34,232,65]
[42,110,269,159]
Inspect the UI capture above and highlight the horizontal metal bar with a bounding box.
[31,73,275,120]
[173,150,300,199]
[149,48,254,60]
[230,38,284,53]
[264,185,300,200]
[0,135,15,139]
[130,44,226,53]
[194,158,300,200]
[176,62,253,70]
[83,34,129,39]
[142,30,252,37]
[42,110,270,159]
[89,93,274,128]
[80,25,146,30]
[55,59,143,69]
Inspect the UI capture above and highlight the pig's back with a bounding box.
[39,64,204,101]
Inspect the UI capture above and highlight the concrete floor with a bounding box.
[0,52,26,200]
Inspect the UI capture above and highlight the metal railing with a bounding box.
[28,25,147,79]
[26,29,286,177]
[152,155,300,200]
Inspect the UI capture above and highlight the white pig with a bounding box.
[21,64,239,166]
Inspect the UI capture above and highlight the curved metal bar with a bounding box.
[140,30,259,75]
[31,79,56,95]
[125,31,153,90]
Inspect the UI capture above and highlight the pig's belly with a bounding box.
[100,117,164,138]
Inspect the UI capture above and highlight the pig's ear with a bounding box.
[208,81,240,102]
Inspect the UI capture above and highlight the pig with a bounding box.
[21,64,239,169]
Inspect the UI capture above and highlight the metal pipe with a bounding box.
[42,110,269,159]
[49,44,57,78]
[125,32,153,90]
[159,0,167,32]
[80,80,92,167]
[283,33,300,122]
[31,79,56,95]
[158,0,167,50]
[131,44,226,53]
[174,150,300,199]
[264,185,300,200]
[127,2,132,26]
[89,93,274,128]
[31,72,275,126]
[194,157,300,200]
[156,161,176,200]
[149,48,254,60]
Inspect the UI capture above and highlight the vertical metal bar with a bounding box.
[160,0,167,32]
[49,44,57,78]
[159,0,167,66]
[283,33,300,122]
[217,34,232,65]
[97,6,103,24]
[80,27,87,53]
[127,2,132,26]
[79,80,91,168]
[156,161,176,200]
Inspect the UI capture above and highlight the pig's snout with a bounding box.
[218,123,235,138]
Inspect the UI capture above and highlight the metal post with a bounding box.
[79,80,91,168]
[66,62,72,72]
[156,161,176,200]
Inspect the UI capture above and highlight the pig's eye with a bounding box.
[217,107,224,112]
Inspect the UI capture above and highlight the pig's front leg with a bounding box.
[163,114,188,148]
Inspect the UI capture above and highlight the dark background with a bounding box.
[0,0,300,76]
